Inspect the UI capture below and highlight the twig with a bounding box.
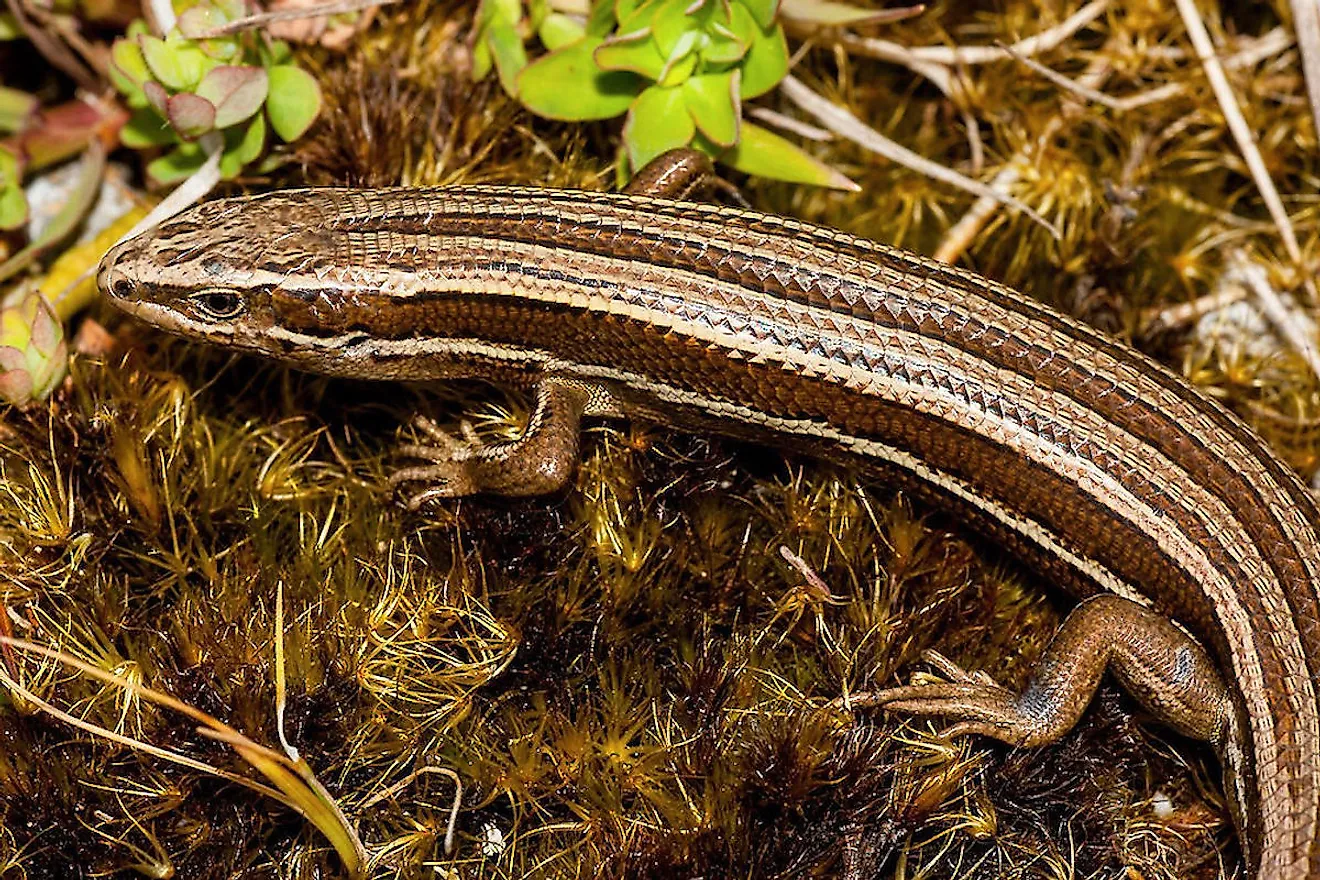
[778,75,1061,239]
[199,0,398,38]
[1174,0,1314,301]
[360,765,463,856]
[839,0,1108,69]
[3,0,99,92]
[746,107,833,142]
[1229,253,1320,382]
[1290,0,1320,140]
[1140,287,1248,333]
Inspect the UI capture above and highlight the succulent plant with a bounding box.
[108,0,322,184]
[480,0,853,189]
[0,291,67,405]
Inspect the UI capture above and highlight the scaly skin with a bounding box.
[97,151,1320,877]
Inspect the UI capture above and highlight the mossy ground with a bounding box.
[3,1,1318,877]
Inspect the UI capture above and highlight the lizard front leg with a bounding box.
[390,376,617,507]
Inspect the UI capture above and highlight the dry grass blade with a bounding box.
[777,77,1060,240]
[199,0,399,37]
[1174,0,1312,298]
[1229,253,1320,380]
[360,765,463,857]
[0,636,369,877]
[839,0,1108,69]
[1291,0,1320,142]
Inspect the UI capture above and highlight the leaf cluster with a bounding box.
[108,0,322,184]
[474,0,849,188]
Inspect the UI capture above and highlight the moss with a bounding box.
[7,0,1318,876]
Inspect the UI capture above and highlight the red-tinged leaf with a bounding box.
[17,99,127,171]
[144,80,168,115]
[166,92,216,139]
[196,65,269,128]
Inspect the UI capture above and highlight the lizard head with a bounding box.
[98,197,284,353]
[95,192,395,377]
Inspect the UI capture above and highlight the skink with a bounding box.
[95,150,1320,877]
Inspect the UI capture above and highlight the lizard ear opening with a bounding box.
[190,288,246,320]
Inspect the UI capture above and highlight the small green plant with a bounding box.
[108,0,322,184]
[474,0,855,189]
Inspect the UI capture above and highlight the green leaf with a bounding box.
[220,112,266,178]
[650,0,700,57]
[595,30,666,80]
[624,84,695,170]
[261,38,294,67]
[110,37,152,106]
[265,65,322,141]
[587,0,620,36]
[479,0,523,25]
[739,0,779,29]
[196,65,269,128]
[714,122,857,189]
[0,11,21,40]
[657,45,698,86]
[177,4,226,38]
[615,0,660,31]
[140,34,211,91]
[739,22,787,97]
[472,32,493,81]
[0,86,37,134]
[700,26,749,65]
[0,145,18,182]
[120,108,178,147]
[166,92,217,139]
[683,70,739,147]
[486,21,529,96]
[720,1,760,46]
[517,38,643,120]
[147,143,207,185]
[779,0,901,25]
[0,184,26,231]
[539,12,586,50]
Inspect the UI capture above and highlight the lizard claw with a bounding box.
[389,416,486,505]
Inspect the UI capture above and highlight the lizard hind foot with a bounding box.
[841,650,1044,747]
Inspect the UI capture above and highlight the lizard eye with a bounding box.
[191,288,245,320]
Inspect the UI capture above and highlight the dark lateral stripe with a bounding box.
[316,203,1316,622]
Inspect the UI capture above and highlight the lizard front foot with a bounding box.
[389,415,485,508]
[388,377,595,508]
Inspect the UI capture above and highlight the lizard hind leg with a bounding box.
[846,593,1235,751]
[624,148,750,206]
[389,376,611,508]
